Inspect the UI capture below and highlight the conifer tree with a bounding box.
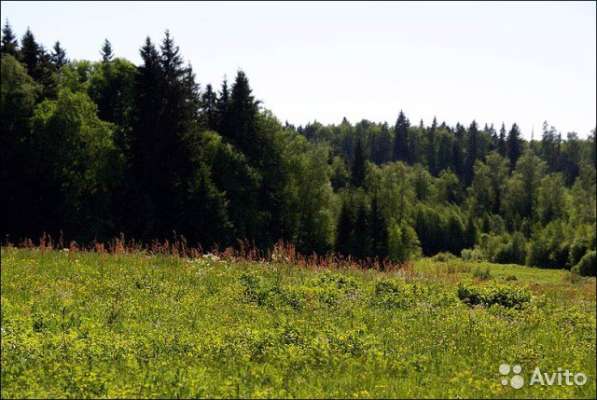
[216,78,230,135]
[1,20,18,56]
[436,132,453,174]
[370,195,389,259]
[160,30,200,190]
[127,37,163,237]
[452,123,465,180]
[393,110,410,163]
[464,120,478,186]
[182,164,232,247]
[336,200,354,256]
[50,41,67,69]
[20,28,39,78]
[489,123,498,151]
[427,116,437,175]
[35,45,58,98]
[201,83,217,131]
[353,203,371,260]
[507,123,522,171]
[228,70,259,160]
[372,122,392,164]
[101,39,113,62]
[540,122,561,172]
[351,138,366,187]
[498,123,507,157]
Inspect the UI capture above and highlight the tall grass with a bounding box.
[6,232,407,272]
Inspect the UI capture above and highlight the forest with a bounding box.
[1,23,596,275]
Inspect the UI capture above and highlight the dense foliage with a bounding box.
[1,24,595,273]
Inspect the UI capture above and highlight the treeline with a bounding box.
[1,23,595,275]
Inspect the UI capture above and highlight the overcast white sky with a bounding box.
[2,1,595,137]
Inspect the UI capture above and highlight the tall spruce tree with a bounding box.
[1,20,18,56]
[353,203,371,260]
[427,116,437,175]
[452,123,465,180]
[201,83,218,131]
[216,78,230,135]
[489,123,498,152]
[372,122,392,164]
[160,30,201,212]
[50,41,67,69]
[498,123,507,157]
[540,122,561,172]
[20,28,39,78]
[101,39,113,62]
[507,123,522,171]
[393,110,410,163]
[464,120,479,186]
[228,70,259,160]
[336,200,354,256]
[181,164,232,247]
[127,37,163,238]
[351,138,366,187]
[370,195,389,259]
[35,45,58,98]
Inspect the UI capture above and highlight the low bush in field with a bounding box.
[461,248,485,262]
[572,250,596,277]
[457,283,531,308]
[430,252,457,262]
[372,279,415,309]
[239,271,363,310]
[472,266,492,281]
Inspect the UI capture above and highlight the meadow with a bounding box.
[1,246,595,398]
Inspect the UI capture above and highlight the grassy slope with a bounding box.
[1,247,595,399]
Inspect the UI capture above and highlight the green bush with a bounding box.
[572,251,596,277]
[457,284,531,308]
[568,238,589,267]
[372,279,414,309]
[493,232,526,265]
[472,266,492,281]
[461,248,485,262]
[431,252,457,262]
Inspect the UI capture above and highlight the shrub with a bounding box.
[431,252,457,262]
[461,248,485,262]
[372,279,413,309]
[493,232,526,265]
[525,221,572,269]
[388,222,421,263]
[317,272,359,292]
[457,284,531,308]
[572,251,596,277]
[239,273,263,303]
[472,266,492,281]
[568,237,590,268]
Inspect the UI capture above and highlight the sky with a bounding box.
[2,1,596,138]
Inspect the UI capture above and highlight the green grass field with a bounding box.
[1,247,595,398]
